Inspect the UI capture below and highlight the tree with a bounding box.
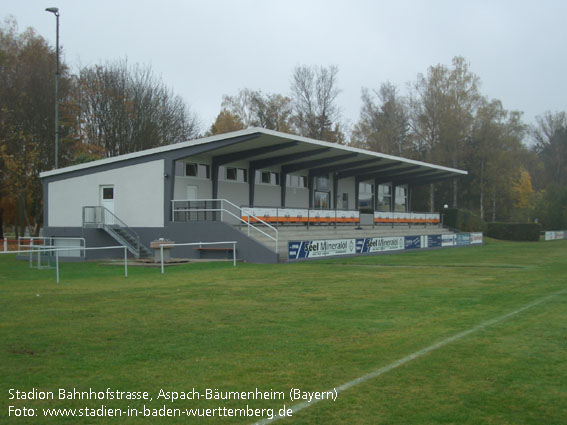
[221,89,294,133]
[534,185,567,229]
[409,56,482,208]
[0,18,73,236]
[352,82,411,156]
[74,59,200,157]
[208,109,245,135]
[464,99,528,221]
[290,65,344,143]
[532,111,567,186]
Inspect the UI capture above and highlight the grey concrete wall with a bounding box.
[337,177,356,210]
[45,221,279,264]
[285,187,309,208]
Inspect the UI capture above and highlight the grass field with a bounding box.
[1,239,566,424]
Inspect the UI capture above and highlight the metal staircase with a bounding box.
[82,206,152,258]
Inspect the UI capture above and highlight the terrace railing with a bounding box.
[171,199,279,254]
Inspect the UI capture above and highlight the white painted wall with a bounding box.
[254,184,281,207]
[48,160,165,227]
[174,176,212,200]
[286,187,309,208]
[218,180,249,206]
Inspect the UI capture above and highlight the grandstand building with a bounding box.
[39,128,470,262]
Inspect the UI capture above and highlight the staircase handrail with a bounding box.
[82,206,141,257]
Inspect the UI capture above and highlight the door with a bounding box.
[100,185,115,215]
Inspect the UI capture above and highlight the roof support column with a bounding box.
[355,176,360,209]
[391,183,396,212]
[164,158,176,223]
[308,175,314,209]
[452,177,458,208]
[212,161,219,199]
[249,167,256,207]
[374,177,379,210]
[211,161,219,220]
[333,173,338,209]
[280,171,287,208]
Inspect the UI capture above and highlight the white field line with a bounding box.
[252,287,567,425]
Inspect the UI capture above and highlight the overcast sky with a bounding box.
[4,0,567,134]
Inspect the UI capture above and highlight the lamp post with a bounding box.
[45,7,60,169]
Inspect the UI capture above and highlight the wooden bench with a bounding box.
[193,247,234,259]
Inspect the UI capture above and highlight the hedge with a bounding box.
[443,209,486,232]
[486,222,541,241]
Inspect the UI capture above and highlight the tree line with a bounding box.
[1,18,566,237]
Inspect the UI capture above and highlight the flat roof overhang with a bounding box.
[39,127,467,184]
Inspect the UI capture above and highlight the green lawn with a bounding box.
[1,239,566,424]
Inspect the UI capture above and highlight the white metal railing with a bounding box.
[82,206,143,257]
[83,206,130,229]
[158,241,237,274]
[18,237,86,258]
[171,199,278,254]
[241,207,360,226]
[1,245,128,284]
[373,211,441,224]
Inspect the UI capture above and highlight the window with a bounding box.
[180,162,210,179]
[286,174,307,188]
[314,191,330,209]
[102,187,114,200]
[395,185,408,212]
[226,167,248,182]
[313,175,331,209]
[377,184,392,212]
[259,171,279,185]
[358,182,374,209]
[226,167,237,180]
[186,163,198,177]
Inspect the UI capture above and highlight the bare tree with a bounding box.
[221,89,294,133]
[408,56,482,207]
[75,59,200,157]
[352,82,411,156]
[532,111,567,186]
[290,65,344,143]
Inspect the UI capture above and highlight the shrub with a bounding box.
[443,209,485,232]
[486,222,541,241]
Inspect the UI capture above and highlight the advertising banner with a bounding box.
[277,208,308,222]
[336,210,359,223]
[556,231,565,240]
[288,232,480,260]
[456,233,471,246]
[470,232,483,244]
[442,234,456,247]
[427,234,442,248]
[404,236,421,249]
[288,239,356,259]
[357,237,405,253]
[242,207,277,220]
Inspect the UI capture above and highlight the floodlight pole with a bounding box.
[45,7,60,169]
